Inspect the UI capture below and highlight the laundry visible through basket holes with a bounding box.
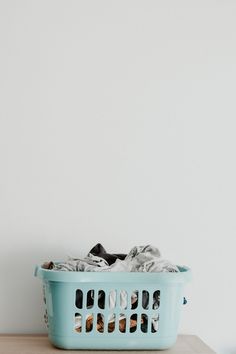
[75,313,159,333]
[74,289,160,333]
[42,244,178,333]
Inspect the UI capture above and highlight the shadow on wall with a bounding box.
[0,243,70,333]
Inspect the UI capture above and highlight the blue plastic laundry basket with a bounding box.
[35,265,191,350]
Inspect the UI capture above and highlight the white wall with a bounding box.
[0,1,236,353]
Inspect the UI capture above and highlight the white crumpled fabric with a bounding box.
[52,245,179,273]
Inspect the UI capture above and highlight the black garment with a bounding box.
[89,243,126,266]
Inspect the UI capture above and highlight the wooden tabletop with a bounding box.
[0,335,216,354]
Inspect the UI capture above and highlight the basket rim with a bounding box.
[35,264,191,284]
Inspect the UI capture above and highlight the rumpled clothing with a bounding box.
[43,253,110,272]
[89,243,126,265]
[42,244,179,273]
[109,245,179,272]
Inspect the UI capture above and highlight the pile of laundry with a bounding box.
[42,244,179,334]
[42,243,179,273]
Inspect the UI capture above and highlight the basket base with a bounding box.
[49,333,177,350]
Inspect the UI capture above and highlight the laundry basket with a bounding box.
[35,265,191,350]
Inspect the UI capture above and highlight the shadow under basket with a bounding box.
[35,264,191,350]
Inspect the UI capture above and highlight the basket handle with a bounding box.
[34,265,43,278]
